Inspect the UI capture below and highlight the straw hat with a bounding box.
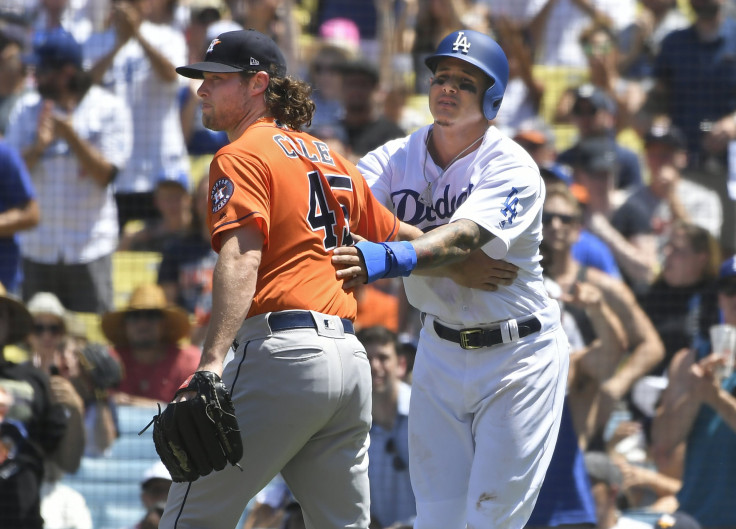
[101,284,191,347]
[0,282,33,345]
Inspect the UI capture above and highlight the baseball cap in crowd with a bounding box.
[337,57,380,86]
[645,123,687,150]
[176,29,287,79]
[513,117,556,147]
[572,84,616,115]
[0,22,29,50]
[141,461,172,489]
[584,451,623,488]
[654,512,702,529]
[718,255,736,286]
[539,165,573,186]
[205,19,243,43]
[308,122,350,146]
[574,136,618,173]
[26,291,70,332]
[155,169,191,193]
[29,28,82,69]
[319,17,361,55]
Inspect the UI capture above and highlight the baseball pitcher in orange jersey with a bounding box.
[157,29,417,529]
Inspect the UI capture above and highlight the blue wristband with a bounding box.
[355,241,417,283]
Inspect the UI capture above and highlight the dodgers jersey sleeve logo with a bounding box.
[499,187,519,229]
[211,178,234,213]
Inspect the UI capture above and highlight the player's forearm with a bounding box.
[199,229,262,374]
[411,219,492,270]
[397,220,423,241]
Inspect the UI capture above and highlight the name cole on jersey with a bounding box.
[209,130,353,249]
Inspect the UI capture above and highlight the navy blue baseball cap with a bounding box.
[645,123,687,150]
[29,28,83,69]
[572,84,616,115]
[176,29,286,79]
[718,255,736,283]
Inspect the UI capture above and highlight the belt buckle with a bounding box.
[459,329,482,350]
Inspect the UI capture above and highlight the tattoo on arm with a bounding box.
[413,220,492,269]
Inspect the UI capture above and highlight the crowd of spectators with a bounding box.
[2,0,736,528]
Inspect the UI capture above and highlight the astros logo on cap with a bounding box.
[206,38,221,55]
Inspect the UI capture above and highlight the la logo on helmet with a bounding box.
[452,32,471,54]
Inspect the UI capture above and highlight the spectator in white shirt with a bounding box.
[5,29,132,312]
[85,0,189,231]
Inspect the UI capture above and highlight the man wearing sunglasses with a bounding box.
[557,84,642,194]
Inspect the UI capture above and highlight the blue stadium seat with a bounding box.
[108,434,159,460]
[66,457,154,483]
[63,481,144,529]
[116,404,159,436]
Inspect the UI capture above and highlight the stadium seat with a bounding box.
[112,251,162,310]
[69,311,106,344]
[532,64,589,124]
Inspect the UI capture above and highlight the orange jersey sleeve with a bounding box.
[206,118,398,320]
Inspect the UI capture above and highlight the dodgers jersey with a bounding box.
[359,124,558,326]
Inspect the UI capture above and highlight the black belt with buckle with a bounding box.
[433,316,541,349]
[268,311,355,335]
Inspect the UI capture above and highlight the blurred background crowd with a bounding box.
[1,0,736,528]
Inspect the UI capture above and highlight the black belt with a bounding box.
[268,311,355,335]
[433,316,541,350]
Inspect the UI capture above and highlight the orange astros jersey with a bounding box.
[207,117,399,320]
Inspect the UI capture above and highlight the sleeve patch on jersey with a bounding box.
[499,187,519,229]
[211,177,235,213]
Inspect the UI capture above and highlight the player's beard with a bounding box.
[201,111,220,132]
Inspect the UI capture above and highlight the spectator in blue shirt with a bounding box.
[0,140,39,294]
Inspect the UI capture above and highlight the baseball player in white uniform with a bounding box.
[333,30,569,529]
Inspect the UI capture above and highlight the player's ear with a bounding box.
[249,71,270,95]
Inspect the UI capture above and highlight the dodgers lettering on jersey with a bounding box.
[392,183,474,227]
[358,125,559,327]
[207,118,398,320]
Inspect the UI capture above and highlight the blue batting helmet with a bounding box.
[425,29,509,121]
